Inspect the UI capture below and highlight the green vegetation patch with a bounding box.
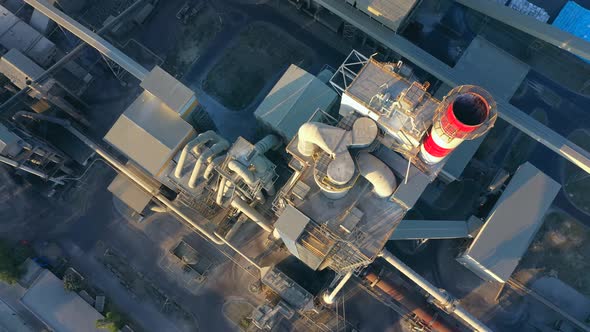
[96,310,127,332]
[520,211,590,297]
[0,241,22,284]
[203,22,314,110]
[563,129,590,215]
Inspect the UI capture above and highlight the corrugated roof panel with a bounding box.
[455,36,529,101]
[108,173,152,213]
[458,162,561,282]
[0,5,56,66]
[140,66,197,114]
[553,1,590,63]
[275,205,310,244]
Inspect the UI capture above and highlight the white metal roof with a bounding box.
[458,162,561,282]
[104,91,194,176]
[455,36,530,101]
[20,270,104,332]
[254,65,337,141]
[0,5,56,66]
[140,66,197,116]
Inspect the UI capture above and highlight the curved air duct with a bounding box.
[203,155,225,180]
[226,135,281,197]
[189,138,229,188]
[230,196,273,233]
[356,152,397,198]
[227,160,257,186]
[297,122,350,157]
[297,118,378,191]
[227,159,266,203]
[254,135,281,154]
[175,130,217,178]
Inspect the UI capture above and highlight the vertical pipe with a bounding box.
[379,250,491,332]
[322,271,353,304]
[175,131,217,178]
[189,139,228,188]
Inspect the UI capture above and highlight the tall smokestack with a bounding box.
[420,86,496,165]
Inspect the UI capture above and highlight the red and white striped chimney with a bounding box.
[420,86,496,165]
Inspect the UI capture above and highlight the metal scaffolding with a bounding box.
[314,0,590,175]
[23,0,149,81]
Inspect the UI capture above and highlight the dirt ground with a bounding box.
[518,210,590,298]
[203,22,314,110]
[99,245,198,331]
[222,300,254,330]
[161,4,225,77]
[563,129,590,215]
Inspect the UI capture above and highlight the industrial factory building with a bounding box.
[0,1,587,332]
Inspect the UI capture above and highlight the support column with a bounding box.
[322,271,353,304]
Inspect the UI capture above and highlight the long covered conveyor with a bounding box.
[313,0,590,175]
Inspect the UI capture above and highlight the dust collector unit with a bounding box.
[419,85,497,164]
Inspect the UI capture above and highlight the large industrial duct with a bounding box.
[297,118,377,157]
[189,138,229,188]
[379,250,491,332]
[364,272,454,332]
[227,159,267,203]
[230,196,273,233]
[203,155,225,180]
[297,122,349,157]
[323,271,353,304]
[254,134,281,154]
[296,118,378,198]
[227,160,257,186]
[175,130,217,178]
[356,152,397,198]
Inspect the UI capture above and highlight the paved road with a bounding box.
[0,283,46,332]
